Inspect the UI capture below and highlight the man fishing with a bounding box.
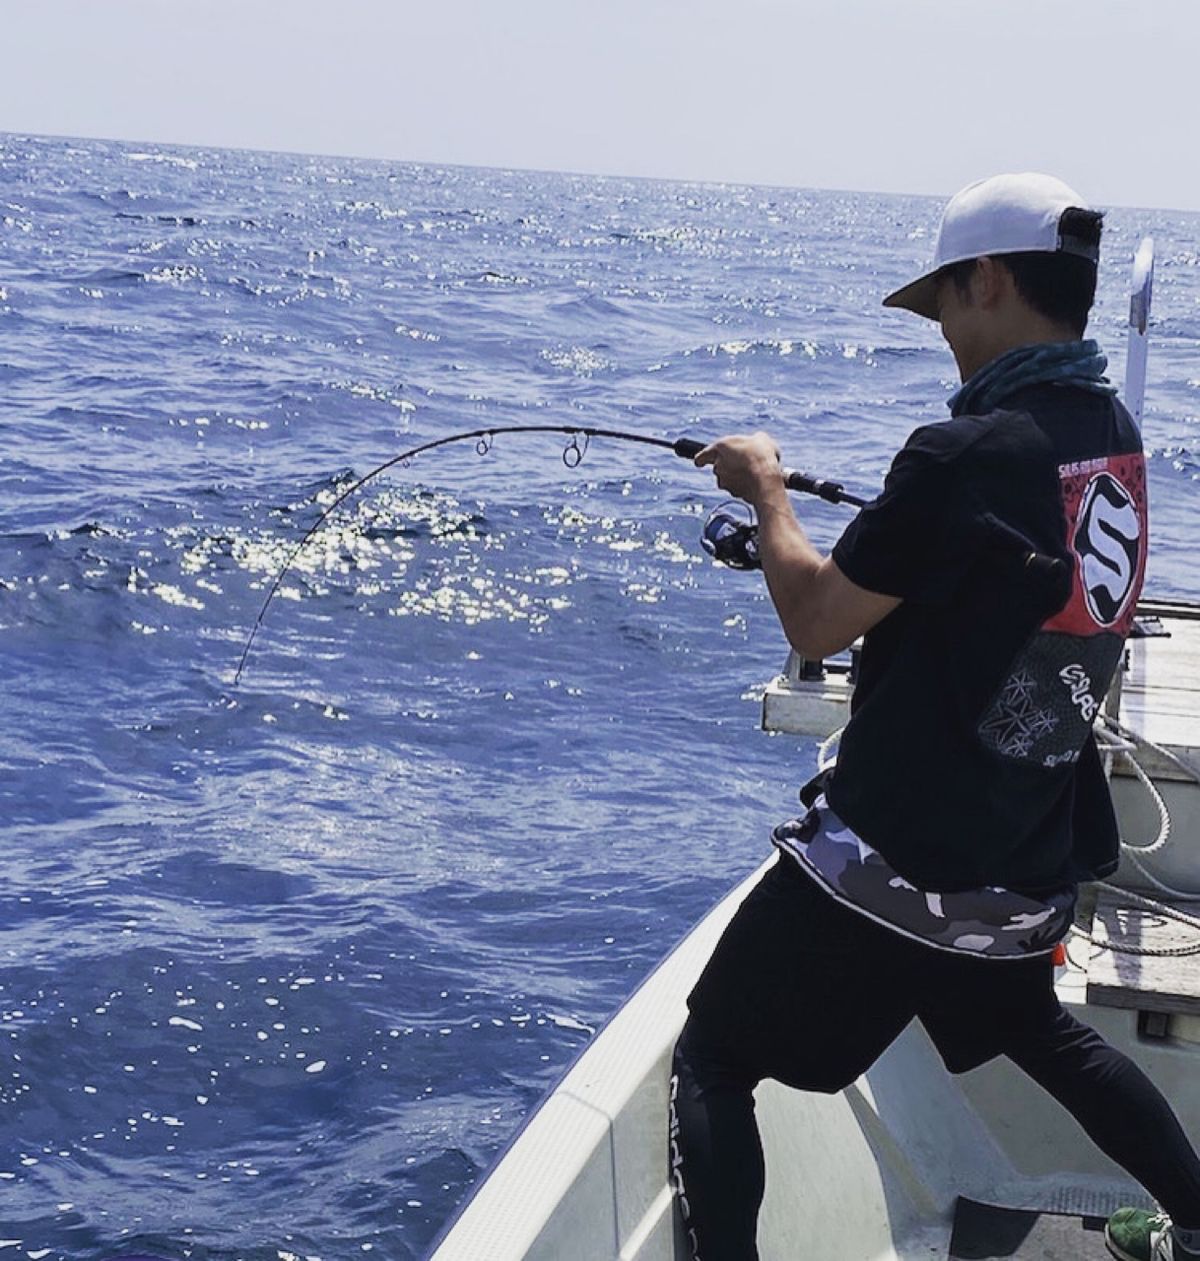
[671,172,1200,1261]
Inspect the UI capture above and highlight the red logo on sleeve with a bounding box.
[1043,453,1147,637]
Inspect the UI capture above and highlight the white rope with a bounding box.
[1116,749,1175,870]
[1125,761,1172,854]
[817,725,843,772]
[1070,883,1200,958]
[1103,714,1200,783]
[1106,723,1199,893]
[1094,884,1200,930]
[1094,724,1134,780]
[1072,717,1200,959]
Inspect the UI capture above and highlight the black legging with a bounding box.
[1005,1008,1200,1225]
[671,1009,1200,1261]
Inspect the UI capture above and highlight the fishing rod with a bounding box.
[232,423,866,683]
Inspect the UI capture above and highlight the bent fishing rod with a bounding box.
[233,423,864,684]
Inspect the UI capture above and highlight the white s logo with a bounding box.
[1075,473,1140,625]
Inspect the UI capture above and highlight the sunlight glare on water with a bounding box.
[0,132,1195,1259]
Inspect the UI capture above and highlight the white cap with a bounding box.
[883,172,1098,320]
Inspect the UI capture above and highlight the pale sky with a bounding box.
[4,0,1199,212]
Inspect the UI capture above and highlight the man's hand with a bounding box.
[693,432,783,507]
[693,429,900,659]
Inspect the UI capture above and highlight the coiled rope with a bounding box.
[1070,717,1200,960]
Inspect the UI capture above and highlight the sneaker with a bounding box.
[1106,1208,1198,1261]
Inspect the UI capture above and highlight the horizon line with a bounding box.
[5,126,1185,218]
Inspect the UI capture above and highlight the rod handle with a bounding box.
[982,515,1069,590]
[1023,551,1067,582]
[674,438,866,507]
[783,467,855,505]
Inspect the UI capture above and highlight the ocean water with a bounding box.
[0,133,1196,1260]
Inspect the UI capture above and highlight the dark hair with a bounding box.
[945,207,1104,336]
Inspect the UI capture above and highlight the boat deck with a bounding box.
[948,1198,1110,1260]
[1086,888,1200,1018]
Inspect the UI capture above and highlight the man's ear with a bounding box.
[973,256,1011,310]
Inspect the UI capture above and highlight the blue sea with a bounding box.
[0,133,1196,1260]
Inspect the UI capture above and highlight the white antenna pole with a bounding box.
[1124,236,1155,430]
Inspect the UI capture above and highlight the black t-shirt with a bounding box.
[827,383,1148,894]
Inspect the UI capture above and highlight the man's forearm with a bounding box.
[694,430,899,658]
[755,479,830,658]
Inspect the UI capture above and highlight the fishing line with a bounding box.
[232,423,865,684]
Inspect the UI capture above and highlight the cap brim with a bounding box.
[882,270,941,321]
